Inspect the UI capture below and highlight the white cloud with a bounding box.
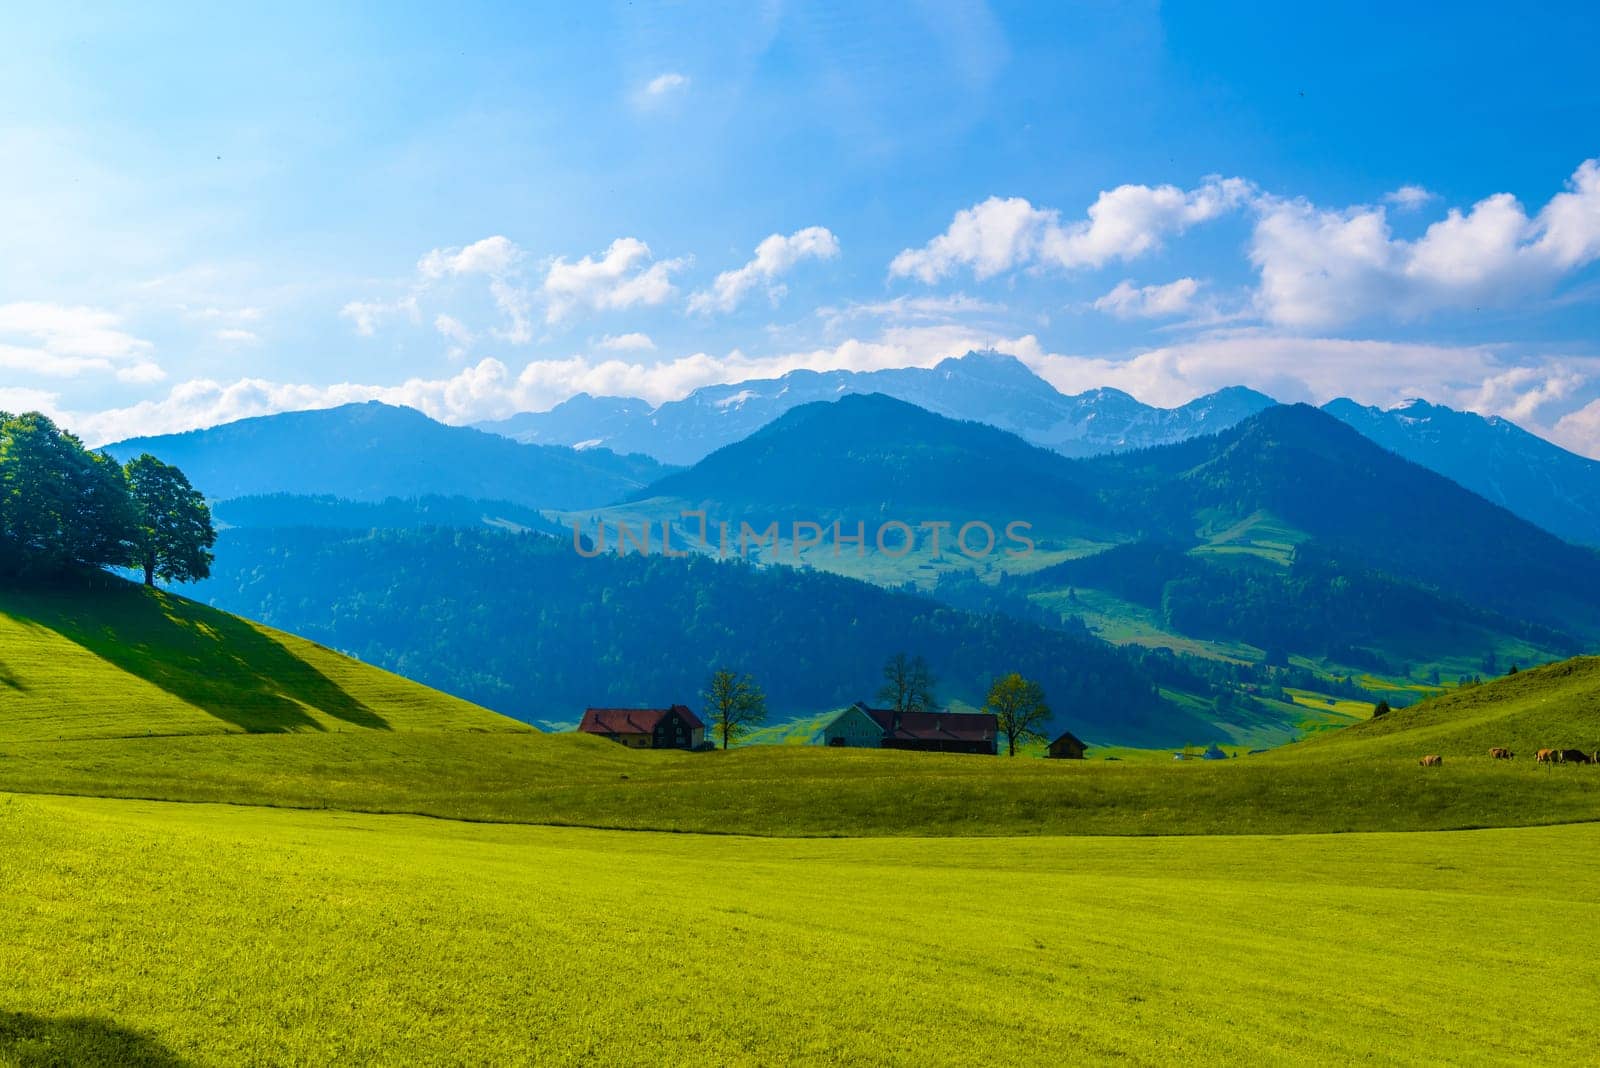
[889,177,1252,283]
[689,226,840,314]
[116,361,168,385]
[0,302,162,381]
[215,328,261,345]
[1552,398,1600,458]
[417,235,524,280]
[1382,185,1435,211]
[541,238,687,323]
[645,72,690,97]
[596,332,656,352]
[434,314,474,345]
[1251,158,1600,327]
[1092,278,1203,320]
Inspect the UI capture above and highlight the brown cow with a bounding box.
[1559,749,1592,765]
[1489,747,1514,760]
[1419,754,1443,767]
[1536,749,1557,764]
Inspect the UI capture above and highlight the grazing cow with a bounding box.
[1559,748,1592,765]
[1536,749,1557,764]
[1489,747,1513,760]
[1419,754,1443,767]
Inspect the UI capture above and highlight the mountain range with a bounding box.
[475,349,1600,546]
[477,351,1279,464]
[106,401,670,511]
[1322,396,1600,547]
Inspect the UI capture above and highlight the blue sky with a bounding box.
[3,1,1599,452]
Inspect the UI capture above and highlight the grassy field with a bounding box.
[5,792,1599,1066]
[0,581,521,740]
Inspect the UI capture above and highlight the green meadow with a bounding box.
[7,583,1600,1064]
[5,793,1599,1067]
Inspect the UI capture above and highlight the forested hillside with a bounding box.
[195,526,1217,744]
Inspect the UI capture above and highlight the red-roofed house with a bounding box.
[578,705,705,750]
[854,701,997,756]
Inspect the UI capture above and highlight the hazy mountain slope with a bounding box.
[633,392,1103,530]
[1080,404,1600,638]
[478,351,1276,464]
[1324,397,1600,546]
[106,401,669,510]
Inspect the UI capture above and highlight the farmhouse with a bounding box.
[858,702,998,756]
[1046,730,1087,759]
[578,705,705,750]
[817,704,885,747]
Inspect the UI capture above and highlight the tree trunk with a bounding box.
[143,556,155,587]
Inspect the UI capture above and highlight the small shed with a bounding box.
[1045,730,1087,760]
[1201,743,1229,760]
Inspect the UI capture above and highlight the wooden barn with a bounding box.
[858,703,998,756]
[577,705,705,750]
[817,704,885,747]
[1046,730,1087,759]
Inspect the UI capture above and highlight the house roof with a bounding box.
[579,704,704,735]
[856,703,996,743]
[1049,730,1085,748]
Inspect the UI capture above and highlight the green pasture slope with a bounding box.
[0,580,522,739]
[6,584,1600,1063]
[5,794,1599,1066]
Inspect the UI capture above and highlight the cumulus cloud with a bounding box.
[215,328,261,345]
[597,332,656,352]
[542,238,687,323]
[889,177,1252,283]
[1552,399,1600,458]
[1251,158,1600,327]
[1092,278,1203,320]
[689,226,840,314]
[417,235,524,280]
[0,302,162,381]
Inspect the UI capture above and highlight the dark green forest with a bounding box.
[0,412,214,587]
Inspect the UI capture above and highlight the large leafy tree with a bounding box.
[125,454,217,587]
[985,673,1051,757]
[0,412,138,579]
[878,651,937,712]
[702,668,767,750]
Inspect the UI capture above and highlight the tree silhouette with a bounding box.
[703,668,767,750]
[878,651,936,712]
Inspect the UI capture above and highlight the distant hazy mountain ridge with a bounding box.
[477,351,1278,465]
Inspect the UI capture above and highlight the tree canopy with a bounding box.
[985,673,1052,757]
[0,412,213,587]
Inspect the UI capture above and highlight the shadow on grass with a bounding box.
[7,576,389,733]
[0,657,23,691]
[0,1010,191,1067]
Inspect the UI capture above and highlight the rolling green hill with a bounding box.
[1278,656,1600,761]
[0,578,522,741]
